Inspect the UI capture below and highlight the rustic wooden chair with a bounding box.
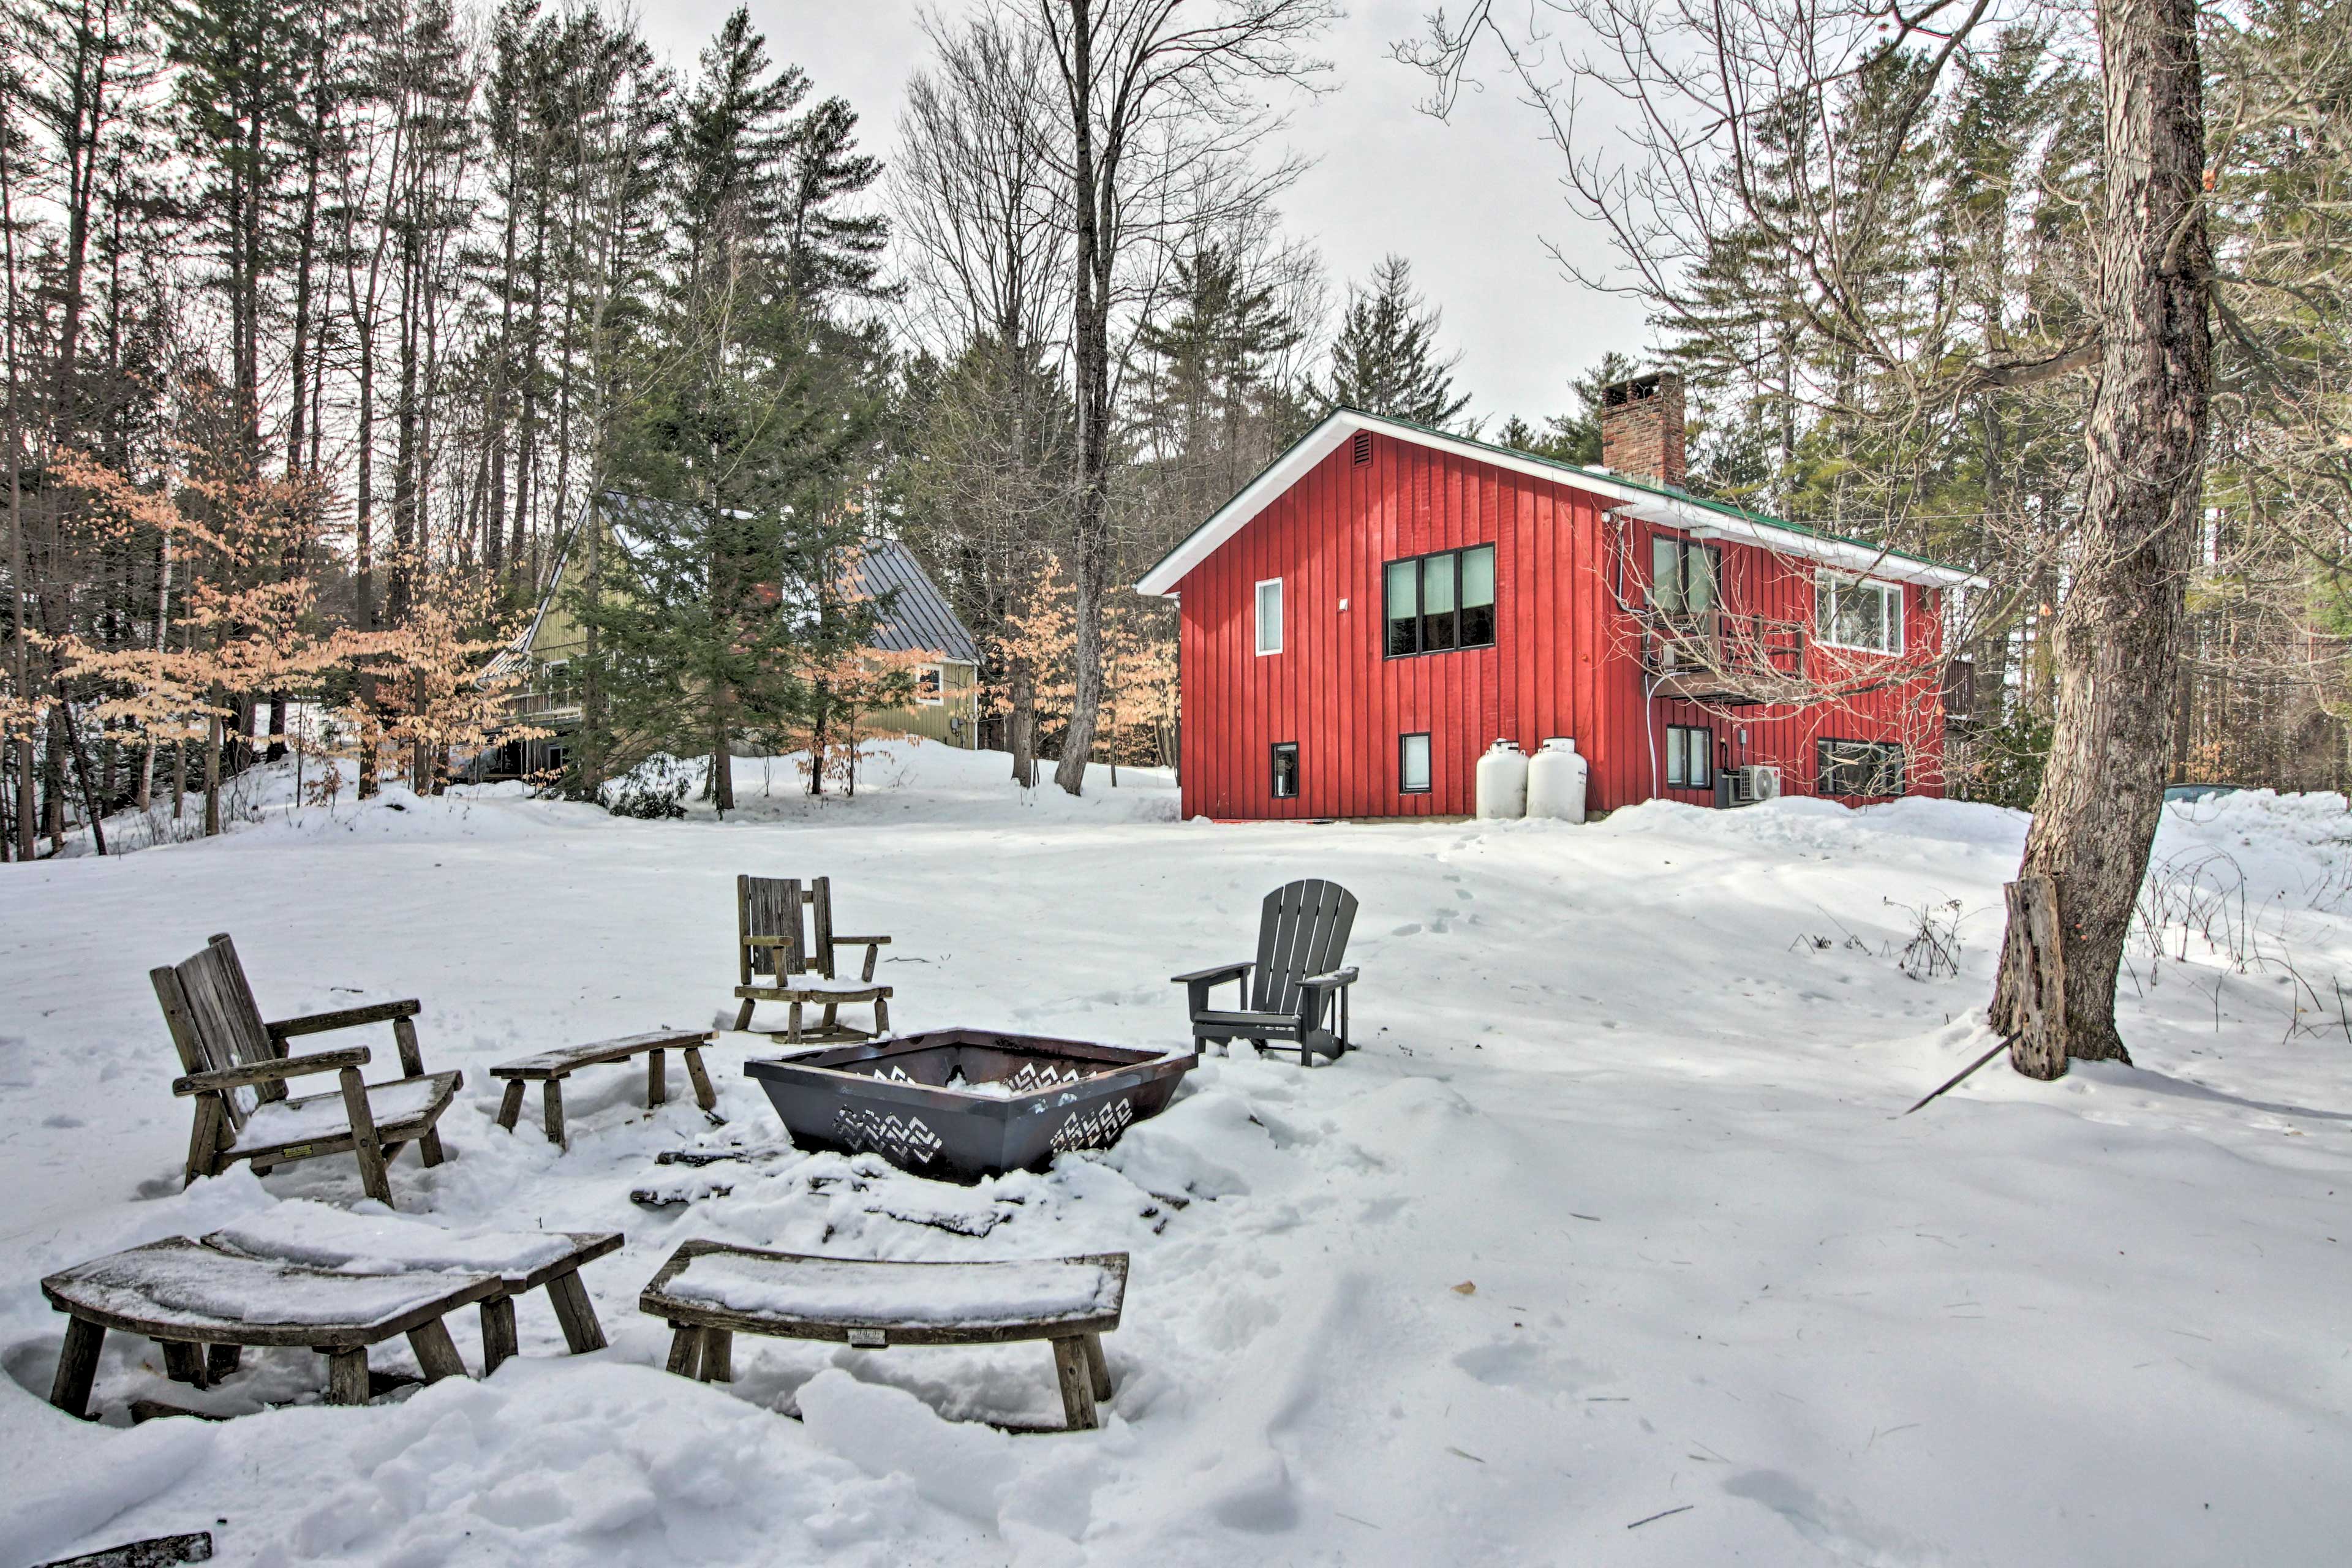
[732,875,894,1042]
[153,933,462,1207]
[1173,879,1360,1066]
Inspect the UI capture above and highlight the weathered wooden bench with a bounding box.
[200,1207,621,1372]
[42,1238,502,1415]
[155,934,461,1206]
[733,875,894,1042]
[639,1239,1128,1430]
[489,1028,716,1147]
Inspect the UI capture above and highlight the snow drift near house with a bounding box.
[1,745,2348,1566]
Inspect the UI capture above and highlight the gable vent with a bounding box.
[1351,431,1372,466]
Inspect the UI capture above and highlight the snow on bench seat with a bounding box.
[237,1073,454,1148]
[488,1029,712,1080]
[205,1200,595,1284]
[43,1238,500,1338]
[665,1253,1118,1329]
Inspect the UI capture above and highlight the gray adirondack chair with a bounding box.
[153,933,462,1206]
[1174,879,1360,1066]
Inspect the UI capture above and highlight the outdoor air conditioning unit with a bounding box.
[1730,764,1781,805]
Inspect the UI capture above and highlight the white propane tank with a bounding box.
[1526,737,1589,823]
[1475,739,1529,820]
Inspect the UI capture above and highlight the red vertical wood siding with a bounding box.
[1174,432,1948,820]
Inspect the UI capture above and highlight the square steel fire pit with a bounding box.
[745,1028,1197,1181]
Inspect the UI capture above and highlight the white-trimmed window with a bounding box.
[1255,578,1284,655]
[1665,724,1713,790]
[915,663,944,706]
[1399,732,1432,794]
[1815,572,1904,654]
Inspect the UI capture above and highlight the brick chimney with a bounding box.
[1599,370,1686,489]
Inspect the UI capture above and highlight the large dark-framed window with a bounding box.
[1649,535,1721,616]
[1665,724,1713,790]
[1817,737,1905,797]
[1399,732,1432,794]
[1271,742,1300,799]
[1384,545,1497,657]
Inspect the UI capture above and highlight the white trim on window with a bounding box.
[1815,571,1904,655]
[914,663,944,706]
[1255,577,1284,655]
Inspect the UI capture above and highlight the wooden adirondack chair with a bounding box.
[154,934,462,1206]
[1173,879,1361,1066]
[733,875,894,1042]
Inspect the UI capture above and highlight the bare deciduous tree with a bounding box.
[1011,0,1334,796]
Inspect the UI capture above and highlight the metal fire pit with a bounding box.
[745,1028,1197,1181]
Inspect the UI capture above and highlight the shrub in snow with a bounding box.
[604,755,693,820]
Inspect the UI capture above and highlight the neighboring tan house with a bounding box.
[478,495,981,780]
[1135,374,1985,820]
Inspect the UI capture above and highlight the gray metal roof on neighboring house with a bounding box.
[496,496,981,674]
[845,537,981,665]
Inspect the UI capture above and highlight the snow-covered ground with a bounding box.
[2,745,2348,1566]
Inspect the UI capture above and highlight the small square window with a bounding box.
[1256,578,1284,655]
[1400,733,1431,794]
[915,665,944,706]
[1271,742,1300,799]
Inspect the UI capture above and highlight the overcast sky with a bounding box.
[635,1,1650,425]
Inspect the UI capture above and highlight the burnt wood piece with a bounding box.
[488,1030,717,1146]
[32,1531,215,1567]
[733,875,895,1041]
[639,1240,1128,1431]
[39,1238,500,1417]
[153,933,459,1205]
[1174,879,1361,1065]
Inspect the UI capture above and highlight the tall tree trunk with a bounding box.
[1009,669,1038,788]
[203,709,222,837]
[1054,0,1108,798]
[1991,0,2212,1077]
[2,112,36,863]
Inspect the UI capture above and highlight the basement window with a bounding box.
[1816,572,1903,654]
[1271,742,1300,799]
[1384,545,1497,658]
[1818,737,1905,797]
[1400,732,1431,794]
[1665,725,1713,790]
[1256,578,1284,655]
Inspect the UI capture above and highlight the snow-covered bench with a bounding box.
[42,1238,503,1415]
[43,1216,625,1418]
[639,1240,1128,1430]
[202,1204,622,1371]
[489,1028,717,1147]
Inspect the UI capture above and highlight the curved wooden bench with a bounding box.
[640,1240,1127,1430]
[42,1238,501,1415]
[202,1213,622,1372]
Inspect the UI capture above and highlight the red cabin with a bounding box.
[1134,373,1983,821]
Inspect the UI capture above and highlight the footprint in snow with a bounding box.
[1392,923,1423,937]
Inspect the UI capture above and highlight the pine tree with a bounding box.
[1318,254,1469,428]
[1499,351,1642,466]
